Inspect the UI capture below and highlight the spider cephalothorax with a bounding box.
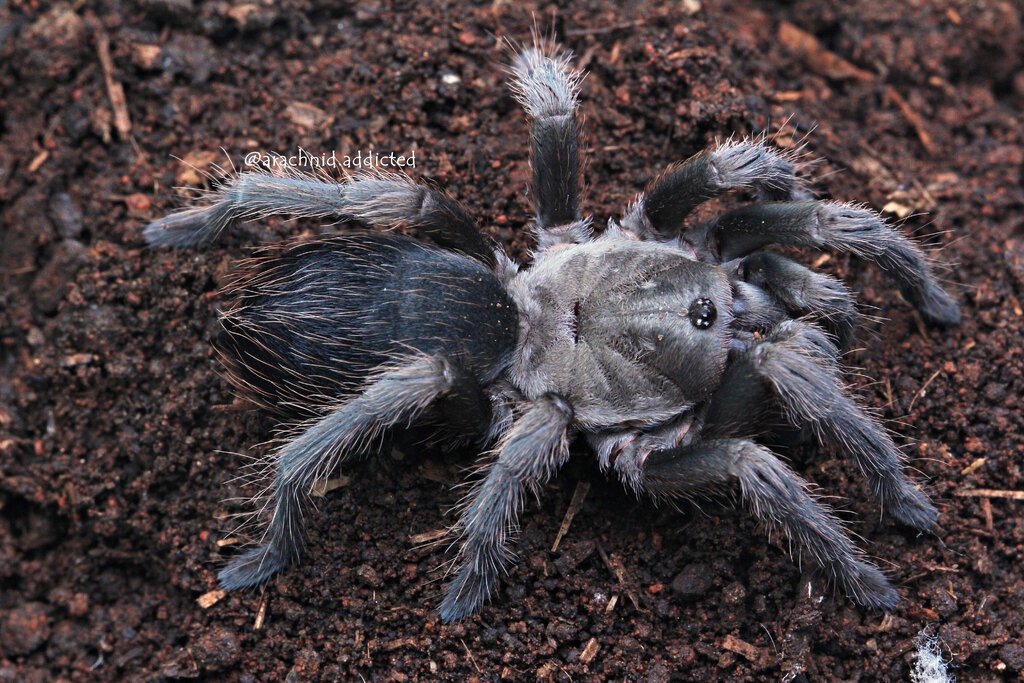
[145,39,960,621]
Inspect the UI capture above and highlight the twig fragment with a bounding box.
[886,86,938,156]
[94,22,132,139]
[778,22,874,82]
[409,528,448,546]
[596,544,640,609]
[253,593,268,630]
[722,634,770,666]
[551,480,590,552]
[580,637,600,664]
[460,639,481,674]
[961,458,986,476]
[908,369,942,412]
[196,590,226,609]
[955,489,1024,501]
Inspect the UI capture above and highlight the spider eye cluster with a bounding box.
[688,297,717,329]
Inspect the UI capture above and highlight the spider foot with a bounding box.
[218,542,293,590]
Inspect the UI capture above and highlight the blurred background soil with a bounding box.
[1,0,1023,680]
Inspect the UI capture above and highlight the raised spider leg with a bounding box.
[622,139,810,240]
[720,320,938,530]
[509,43,587,248]
[439,394,574,622]
[144,172,496,265]
[218,355,464,590]
[729,279,787,341]
[734,251,859,349]
[641,438,899,609]
[705,201,960,325]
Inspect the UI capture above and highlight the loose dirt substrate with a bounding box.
[2,1,1022,680]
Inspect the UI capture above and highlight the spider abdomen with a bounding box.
[217,233,519,417]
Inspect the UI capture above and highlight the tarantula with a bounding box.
[145,42,960,621]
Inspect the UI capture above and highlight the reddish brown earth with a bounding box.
[2,1,1023,680]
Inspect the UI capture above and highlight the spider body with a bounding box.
[146,41,960,622]
[509,239,734,427]
[217,233,518,422]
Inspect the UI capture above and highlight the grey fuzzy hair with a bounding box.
[622,136,811,238]
[508,43,583,119]
[144,167,449,247]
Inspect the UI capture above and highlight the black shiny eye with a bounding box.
[688,297,716,329]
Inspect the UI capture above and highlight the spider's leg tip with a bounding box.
[850,564,901,612]
[143,207,217,248]
[920,291,962,327]
[888,488,940,531]
[437,596,473,624]
[217,545,288,590]
[143,218,180,247]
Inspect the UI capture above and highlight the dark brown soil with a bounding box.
[2,1,1023,680]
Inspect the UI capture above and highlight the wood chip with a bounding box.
[285,102,331,130]
[778,22,874,82]
[551,480,590,552]
[94,23,132,139]
[886,86,938,156]
[580,637,600,664]
[882,201,913,219]
[310,475,351,497]
[907,369,943,412]
[955,489,1024,501]
[131,43,161,70]
[215,537,239,547]
[175,149,222,186]
[253,594,268,629]
[63,353,96,367]
[596,544,640,609]
[196,590,226,609]
[28,150,49,173]
[408,528,447,546]
[961,458,987,476]
[384,637,418,651]
[722,634,769,666]
[226,3,260,26]
[681,0,701,16]
[810,253,831,269]
[772,90,805,102]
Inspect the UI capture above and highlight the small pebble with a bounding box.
[2,602,51,656]
[48,192,84,239]
[671,562,712,597]
[191,628,240,671]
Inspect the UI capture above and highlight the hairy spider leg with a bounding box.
[509,43,586,248]
[622,139,810,240]
[219,355,464,590]
[641,437,900,610]
[145,172,496,266]
[734,251,859,349]
[713,321,938,530]
[439,394,574,622]
[704,201,961,325]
